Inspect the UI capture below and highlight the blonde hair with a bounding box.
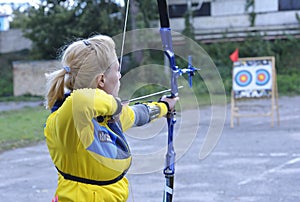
[45,35,118,109]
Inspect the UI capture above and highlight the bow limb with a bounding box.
[157,0,179,98]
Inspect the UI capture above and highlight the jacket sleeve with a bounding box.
[119,101,168,132]
[71,88,122,147]
[72,88,121,118]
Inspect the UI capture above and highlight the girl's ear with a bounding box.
[96,74,105,88]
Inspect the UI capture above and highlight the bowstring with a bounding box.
[119,0,130,72]
[120,3,134,202]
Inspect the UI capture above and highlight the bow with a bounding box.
[119,1,198,201]
[156,1,198,201]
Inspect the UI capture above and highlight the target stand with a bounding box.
[230,56,280,128]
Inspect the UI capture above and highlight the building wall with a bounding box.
[255,11,298,26]
[0,29,32,53]
[169,0,300,41]
[13,60,60,96]
[171,0,212,5]
[212,0,247,16]
[255,0,278,13]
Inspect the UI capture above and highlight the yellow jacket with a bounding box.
[44,88,168,202]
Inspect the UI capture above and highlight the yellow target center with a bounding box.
[258,74,265,81]
[240,75,247,82]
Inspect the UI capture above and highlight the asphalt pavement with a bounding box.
[0,96,299,202]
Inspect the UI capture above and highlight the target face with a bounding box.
[232,58,274,98]
[233,64,272,91]
[256,69,270,86]
[235,70,252,87]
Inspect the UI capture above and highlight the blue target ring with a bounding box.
[235,70,252,87]
[256,69,270,86]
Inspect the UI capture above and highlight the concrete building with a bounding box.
[0,29,32,53]
[168,0,300,42]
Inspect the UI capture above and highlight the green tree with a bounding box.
[119,0,158,68]
[135,0,158,28]
[12,0,123,59]
[182,10,195,40]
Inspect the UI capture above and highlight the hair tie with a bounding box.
[83,40,91,46]
[64,66,71,73]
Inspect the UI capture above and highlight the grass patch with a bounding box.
[0,106,50,153]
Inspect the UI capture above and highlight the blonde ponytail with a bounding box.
[44,69,66,109]
[44,34,118,110]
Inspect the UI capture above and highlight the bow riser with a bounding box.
[160,28,178,98]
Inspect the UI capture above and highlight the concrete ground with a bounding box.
[0,96,299,201]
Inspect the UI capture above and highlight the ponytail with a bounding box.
[45,69,66,109]
[44,34,118,109]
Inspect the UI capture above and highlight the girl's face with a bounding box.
[101,61,121,97]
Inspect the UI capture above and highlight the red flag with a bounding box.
[229,48,239,62]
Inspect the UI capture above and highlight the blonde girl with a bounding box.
[44,34,177,202]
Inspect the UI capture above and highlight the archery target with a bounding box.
[235,70,252,87]
[233,67,255,91]
[256,69,270,86]
[233,64,272,91]
[255,65,272,90]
